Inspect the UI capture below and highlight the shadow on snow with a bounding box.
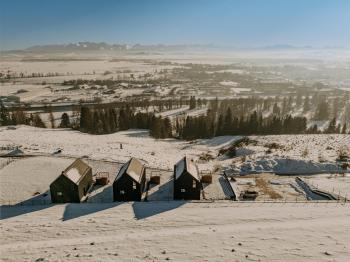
[132,201,186,220]
[132,178,186,220]
[0,191,52,220]
[1,178,187,221]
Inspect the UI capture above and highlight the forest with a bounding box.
[1,93,349,140]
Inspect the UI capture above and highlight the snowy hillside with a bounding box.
[1,202,349,261]
[0,125,239,170]
[0,126,349,175]
[228,134,349,174]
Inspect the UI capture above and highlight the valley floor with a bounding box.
[1,202,350,262]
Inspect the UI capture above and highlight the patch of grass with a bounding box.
[264,142,283,150]
[234,137,258,147]
[255,177,282,199]
[301,148,309,158]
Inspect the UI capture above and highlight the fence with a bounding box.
[2,196,348,208]
[306,180,348,202]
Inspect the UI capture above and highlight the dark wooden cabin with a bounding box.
[50,159,93,203]
[174,156,201,200]
[113,158,146,201]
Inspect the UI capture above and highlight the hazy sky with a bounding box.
[1,0,350,50]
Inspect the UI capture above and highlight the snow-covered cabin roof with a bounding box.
[115,158,145,183]
[174,156,200,181]
[63,159,91,184]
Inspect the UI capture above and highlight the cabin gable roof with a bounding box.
[174,156,200,181]
[62,159,91,185]
[115,158,145,183]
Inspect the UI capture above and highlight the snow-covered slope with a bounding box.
[0,126,348,174]
[0,126,239,170]
[0,157,72,204]
[227,134,350,174]
[1,202,349,261]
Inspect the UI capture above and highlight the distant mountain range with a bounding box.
[11,42,219,53]
[2,42,348,53]
[25,42,129,52]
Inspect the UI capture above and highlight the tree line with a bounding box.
[1,97,349,140]
[177,110,309,140]
[79,105,172,138]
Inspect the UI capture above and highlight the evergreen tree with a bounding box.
[118,108,130,130]
[59,113,71,128]
[341,123,347,134]
[335,124,341,134]
[208,120,215,137]
[11,107,27,125]
[223,108,233,134]
[161,117,172,138]
[150,116,162,138]
[332,98,340,118]
[281,97,288,115]
[306,124,319,134]
[248,111,259,134]
[269,116,283,134]
[80,106,92,131]
[33,114,46,128]
[296,91,302,107]
[48,107,55,128]
[344,103,350,123]
[314,100,329,120]
[325,118,337,133]
[108,108,118,132]
[287,96,293,112]
[189,96,197,109]
[272,103,280,115]
[303,95,310,113]
[0,101,10,126]
[216,114,224,136]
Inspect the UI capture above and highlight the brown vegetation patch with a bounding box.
[255,177,282,199]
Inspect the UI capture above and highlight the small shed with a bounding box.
[113,158,146,201]
[174,156,201,200]
[50,159,93,203]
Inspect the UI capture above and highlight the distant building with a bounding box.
[174,156,201,200]
[113,158,146,201]
[50,159,93,203]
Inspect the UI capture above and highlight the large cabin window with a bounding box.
[133,181,137,190]
[181,188,186,192]
[57,192,62,196]
[120,190,125,195]
[193,179,196,188]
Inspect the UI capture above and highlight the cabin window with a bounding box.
[181,188,186,193]
[133,181,137,190]
[120,190,125,195]
[57,192,62,196]
[193,179,196,188]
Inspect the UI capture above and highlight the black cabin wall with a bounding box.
[174,171,201,200]
[50,169,92,203]
[113,172,146,201]
[50,175,79,203]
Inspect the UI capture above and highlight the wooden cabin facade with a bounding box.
[50,159,93,203]
[113,158,146,201]
[174,156,201,200]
